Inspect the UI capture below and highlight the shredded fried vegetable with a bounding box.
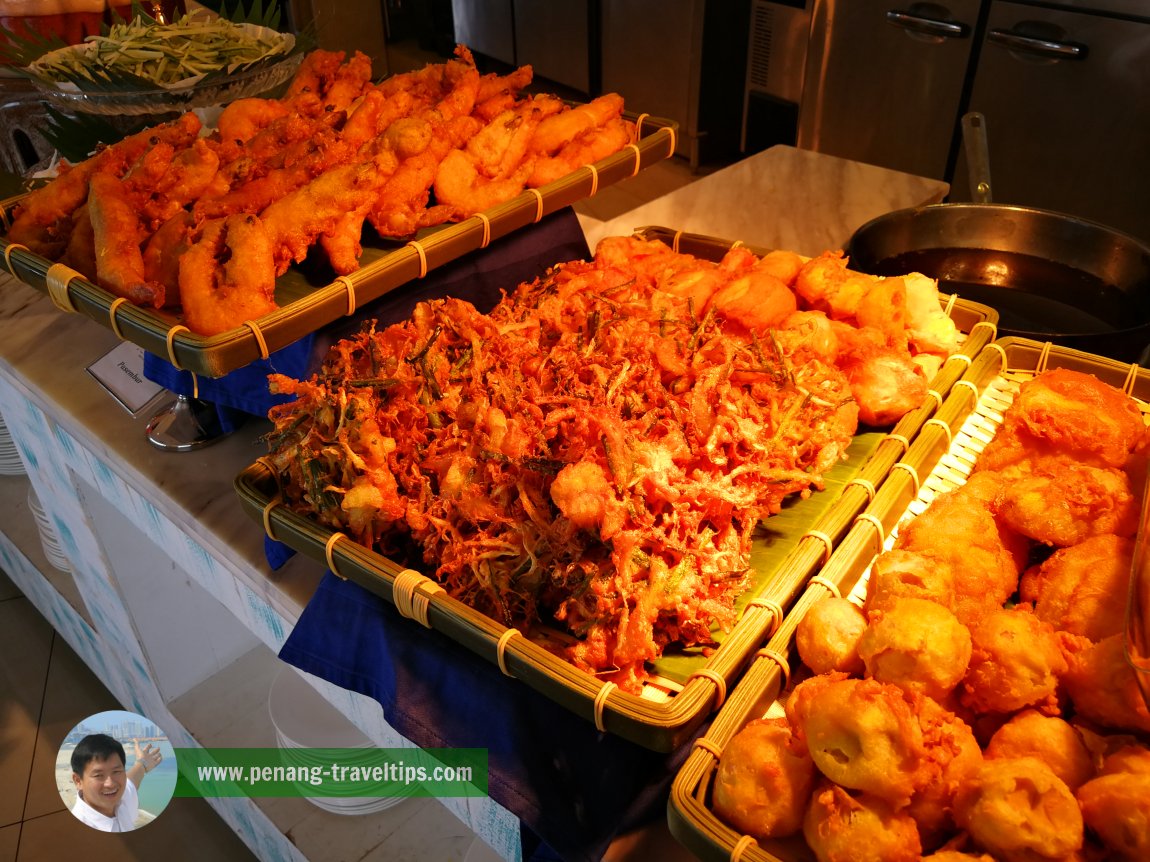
[265,239,862,692]
[30,13,293,87]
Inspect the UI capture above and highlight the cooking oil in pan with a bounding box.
[872,248,1148,338]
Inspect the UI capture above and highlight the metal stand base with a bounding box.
[145,394,229,451]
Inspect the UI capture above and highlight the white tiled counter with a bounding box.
[0,273,521,862]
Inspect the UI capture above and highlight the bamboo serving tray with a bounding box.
[233,228,999,752]
[0,111,677,378]
[667,336,1150,861]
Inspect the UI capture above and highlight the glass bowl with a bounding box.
[29,50,303,116]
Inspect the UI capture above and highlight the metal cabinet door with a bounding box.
[954,2,1150,242]
[798,0,981,180]
[514,0,591,94]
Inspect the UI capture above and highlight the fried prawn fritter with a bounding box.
[858,597,972,702]
[261,157,396,274]
[954,757,1083,862]
[863,549,957,617]
[1062,634,1150,734]
[1020,533,1133,641]
[1077,771,1150,862]
[6,111,201,257]
[995,462,1138,547]
[984,710,1095,791]
[799,677,927,805]
[894,488,1021,627]
[960,606,1067,716]
[178,214,278,336]
[712,717,816,840]
[795,596,867,676]
[142,211,193,306]
[87,172,165,309]
[802,783,922,862]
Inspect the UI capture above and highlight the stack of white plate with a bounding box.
[267,665,409,816]
[28,488,71,573]
[0,413,25,476]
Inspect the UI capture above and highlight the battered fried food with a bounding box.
[1019,533,1133,641]
[960,606,1066,716]
[797,677,927,805]
[984,710,1095,791]
[977,367,1148,473]
[995,462,1138,546]
[893,488,1022,627]
[178,214,278,336]
[712,717,816,840]
[857,597,972,702]
[908,697,984,849]
[802,783,922,862]
[795,596,867,676]
[705,268,798,334]
[1077,771,1150,862]
[863,549,957,618]
[1062,634,1150,734]
[87,173,165,308]
[953,757,1084,862]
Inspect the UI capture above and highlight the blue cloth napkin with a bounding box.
[279,571,697,862]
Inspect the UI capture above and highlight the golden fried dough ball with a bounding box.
[1019,533,1133,641]
[984,710,1095,790]
[858,597,972,702]
[756,248,805,288]
[995,463,1138,547]
[894,488,1021,627]
[799,677,927,805]
[960,607,1066,715]
[863,549,956,617]
[954,757,1084,862]
[802,783,922,862]
[711,717,816,840]
[1062,634,1150,734]
[907,697,984,850]
[795,596,867,675]
[921,852,997,862]
[706,269,798,334]
[1099,744,1150,776]
[1077,772,1150,861]
[784,672,849,748]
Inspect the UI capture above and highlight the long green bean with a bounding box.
[31,13,292,86]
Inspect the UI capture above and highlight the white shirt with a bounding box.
[71,776,140,832]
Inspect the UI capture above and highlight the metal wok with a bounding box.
[847,202,1150,364]
[847,113,1150,364]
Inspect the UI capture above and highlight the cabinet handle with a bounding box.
[885,10,969,39]
[987,28,1087,60]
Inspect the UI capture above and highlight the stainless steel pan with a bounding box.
[847,115,1150,363]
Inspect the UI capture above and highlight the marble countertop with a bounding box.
[0,144,949,623]
[578,144,949,257]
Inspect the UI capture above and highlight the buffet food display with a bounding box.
[237,227,997,749]
[0,44,676,375]
[670,339,1150,862]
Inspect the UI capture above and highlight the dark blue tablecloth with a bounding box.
[279,571,696,862]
